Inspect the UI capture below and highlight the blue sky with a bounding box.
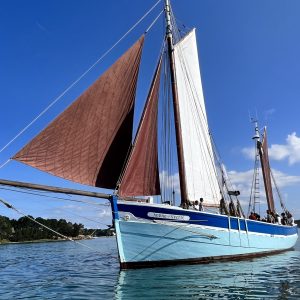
[1,0,300,227]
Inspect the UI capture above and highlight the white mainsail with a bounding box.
[174,29,220,206]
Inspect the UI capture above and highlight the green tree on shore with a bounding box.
[0,215,112,242]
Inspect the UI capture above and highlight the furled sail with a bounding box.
[118,57,162,197]
[13,36,145,189]
[257,127,275,212]
[173,29,220,206]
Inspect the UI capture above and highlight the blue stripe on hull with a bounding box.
[117,202,298,236]
[115,202,298,267]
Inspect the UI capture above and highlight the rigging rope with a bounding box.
[0,186,111,227]
[0,186,110,207]
[210,135,247,217]
[270,168,287,212]
[0,198,105,252]
[171,10,221,203]
[0,0,162,159]
[53,205,110,228]
[160,47,177,203]
[145,9,164,33]
[0,159,11,170]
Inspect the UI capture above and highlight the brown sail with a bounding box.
[257,127,275,212]
[118,57,162,197]
[13,36,145,189]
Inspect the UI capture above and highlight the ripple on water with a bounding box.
[1,238,300,299]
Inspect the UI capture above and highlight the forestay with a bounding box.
[174,29,220,205]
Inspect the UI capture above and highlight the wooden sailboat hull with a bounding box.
[114,202,298,269]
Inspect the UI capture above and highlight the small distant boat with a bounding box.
[0,0,297,269]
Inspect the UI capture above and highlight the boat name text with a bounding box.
[147,212,190,221]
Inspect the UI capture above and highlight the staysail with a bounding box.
[13,36,145,189]
[173,29,220,205]
[118,57,162,197]
[257,127,275,212]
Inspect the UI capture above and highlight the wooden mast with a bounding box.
[164,0,188,207]
[257,127,275,213]
[252,121,275,213]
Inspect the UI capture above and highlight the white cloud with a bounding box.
[227,168,300,198]
[227,169,254,197]
[269,132,300,165]
[159,167,300,200]
[242,132,300,165]
[241,147,255,160]
[271,169,300,188]
[226,168,300,216]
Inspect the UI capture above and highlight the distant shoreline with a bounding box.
[0,236,112,245]
[0,239,70,245]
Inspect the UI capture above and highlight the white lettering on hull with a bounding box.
[147,212,190,221]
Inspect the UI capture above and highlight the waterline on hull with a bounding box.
[120,247,294,269]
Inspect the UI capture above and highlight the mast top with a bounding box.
[164,0,173,41]
[251,119,260,141]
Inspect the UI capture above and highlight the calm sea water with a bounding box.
[1,237,300,299]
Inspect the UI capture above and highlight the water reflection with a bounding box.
[115,248,300,299]
[1,237,300,299]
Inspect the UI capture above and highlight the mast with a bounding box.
[250,120,261,215]
[253,122,275,213]
[164,0,188,207]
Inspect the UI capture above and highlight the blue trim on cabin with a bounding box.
[117,203,298,236]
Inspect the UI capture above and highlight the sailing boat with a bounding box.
[0,0,298,269]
